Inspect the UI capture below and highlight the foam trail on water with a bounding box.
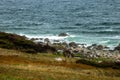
[99,40,110,44]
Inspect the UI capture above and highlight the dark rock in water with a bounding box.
[114,44,120,51]
[92,44,97,47]
[69,42,77,47]
[58,33,69,37]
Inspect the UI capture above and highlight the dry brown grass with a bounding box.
[0,48,120,80]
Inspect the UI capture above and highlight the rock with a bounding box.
[44,38,49,42]
[115,60,120,65]
[92,44,97,47]
[55,57,63,62]
[114,44,120,51]
[39,38,43,40]
[44,38,52,46]
[31,38,39,41]
[44,38,50,43]
[57,50,64,54]
[87,44,97,50]
[58,33,69,37]
[69,42,77,47]
[63,49,74,58]
[62,42,68,47]
[96,45,104,50]
[89,44,104,50]
[53,40,60,43]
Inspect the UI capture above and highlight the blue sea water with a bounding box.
[0,0,120,47]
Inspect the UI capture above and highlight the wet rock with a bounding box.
[92,44,97,47]
[53,40,60,43]
[39,38,43,40]
[58,33,69,37]
[31,38,39,41]
[69,42,77,47]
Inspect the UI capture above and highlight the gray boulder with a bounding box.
[58,33,69,37]
[69,42,77,47]
[96,45,104,50]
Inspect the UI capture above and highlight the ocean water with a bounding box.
[0,0,120,47]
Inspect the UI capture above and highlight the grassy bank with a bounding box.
[0,48,120,80]
[0,32,56,53]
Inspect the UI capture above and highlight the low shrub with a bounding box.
[76,59,120,69]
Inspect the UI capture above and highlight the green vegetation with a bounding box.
[76,58,120,69]
[0,32,120,80]
[0,74,27,80]
[0,48,120,80]
[0,32,56,53]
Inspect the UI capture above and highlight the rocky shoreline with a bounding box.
[29,33,120,63]
[0,32,120,68]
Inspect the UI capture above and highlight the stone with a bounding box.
[44,38,52,46]
[95,45,104,50]
[53,40,60,43]
[114,44,120,51]
[44,38,50,43]
[31,38,39,41]
[55,57,63,62]
[69,42,77,47]
[62,42,68,47]
[63,49,74,58]
[58,33,69,37]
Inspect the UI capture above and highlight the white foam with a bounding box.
[104,36,120,40]
[19,33,69,40]
[99,40,110,44]
[19,33,76,40]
